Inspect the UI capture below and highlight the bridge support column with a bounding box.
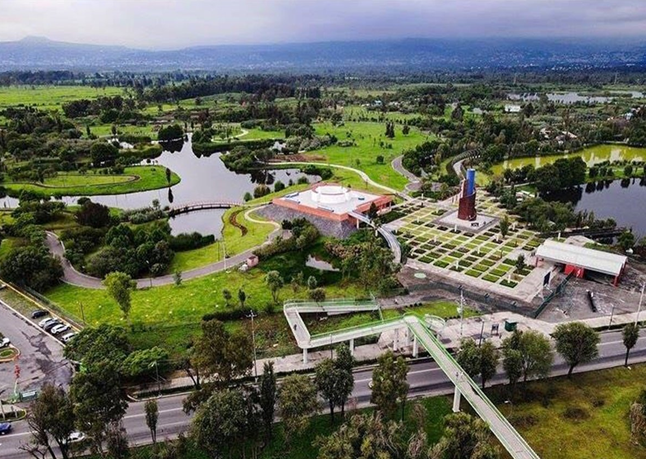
[412,335,418,358]
[349,339,355,355]
[302,348,308,364]
[452,386,461,413]
[393,329,399,351]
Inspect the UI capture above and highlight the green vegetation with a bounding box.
[4,166,179,196]
[0,85,123,111]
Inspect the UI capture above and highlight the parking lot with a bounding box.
[0,292,72,394]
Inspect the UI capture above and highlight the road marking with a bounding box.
[355,366,443,383]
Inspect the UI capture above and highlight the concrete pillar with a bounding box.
[393,329,399,351]
[412,335,419,358]
[349,339,355,355]
[452,385,462,413]
[302,348,308,364]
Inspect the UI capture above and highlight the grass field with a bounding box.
[488,364,646,459]
[168,208,276,273]
[5,166,180,196]
[0,85,124,111]
[310,121,432,190]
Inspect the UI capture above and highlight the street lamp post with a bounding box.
[635,282,645,325]
[247,310,258,379]
[609,304,616,329]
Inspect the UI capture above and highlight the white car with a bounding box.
[0,338,10,348]
[67,431,86,443]
[39,317,57,328]
[61,332,76,343]
[50,324,70,335]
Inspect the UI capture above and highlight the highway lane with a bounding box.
[0,328,644,458]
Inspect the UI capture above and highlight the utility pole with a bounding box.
[609,304,616,329]
[457,288,465,338]
[79,302,86,326]
[635,283,645,326]
[246,310,258,379]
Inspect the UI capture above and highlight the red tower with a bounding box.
[458,168,477,221]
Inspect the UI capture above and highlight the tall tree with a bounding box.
[238,288,246,308]
[370,350,409,420]
[499,216,510,240]
[105,421,130,459]
[278,374,319,445]
[265,270,284,304]
[104,272,136,323]
[501,346,523,396]
[27,384,76,459]
[144,399,159,446]
[70,361,128,456]
[335,344,355,417]
[191,390,248,459]
[259,362,277,442]
[552,322,600,378]
[622,322,640,367]
[457,339,500,389]
[501,330,553,390]
[315,357,354,424]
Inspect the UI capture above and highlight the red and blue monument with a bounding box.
[457,168,477,221]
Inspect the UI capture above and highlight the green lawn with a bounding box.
[0,85,124,111]
[169,208,276,273]
[488,364,646,459]
[5,166,180,196]
[309,121,433,190]
[382,301,479,320]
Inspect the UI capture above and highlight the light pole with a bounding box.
[457,288,465,338]
[145,260,153,288]
[635,282,645,326]
[609,304,616,329]
[246,310,258,379]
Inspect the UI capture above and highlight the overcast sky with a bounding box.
[1,0,645,49]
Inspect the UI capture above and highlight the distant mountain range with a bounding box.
[1,36,645,71]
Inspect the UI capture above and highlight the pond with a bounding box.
[0,136,319,237]
[547,178,646,238]
[491,144,646,175]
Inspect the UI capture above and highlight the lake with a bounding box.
[548,178,646,238]
[0,137,318,237]
[491,144,646,175]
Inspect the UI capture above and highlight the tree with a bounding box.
[191,390,248,459]
[222,288,232,307]
[0,246,63,292]
[499,216,510,239]
[501,346,523,395]
[335,344,355,417]
[90,142,118,166]
[370,350,409,420]
[165,167,172,184]
[243,192,253,202]
[552,322,600,378]
[515,254,526,273]
[76,200,111,228]
[70,361,128,456]
[429,412,500,459]
[105,421,129,459]
[315,358,352,424]
[503,330,553,385]
[309,287,326,304]
[265,270,284,303]
[307,275,318,290]
[27,384,76,459]
[623,322,640,367]
[144,399,159,446]
[279,374,319,445]
[402,124,410,135]
[259,362,277,442]
[173,270,182,286]
[376,155,385,164]
[456,339,499,389]
[618,230,636,251]
[104,272,136,323]
[238,288,246,308]
[64,324,131,368]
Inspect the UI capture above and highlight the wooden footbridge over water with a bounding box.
[168,201,245,216]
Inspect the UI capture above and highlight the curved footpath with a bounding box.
[45,207,282,290]
[391,155,422,193]
[269,160,412,200]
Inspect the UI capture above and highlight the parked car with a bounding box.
[0,338,10,348]
[43,320,62,332]
[31,310,48,319]
[61,333,76,343]
[0,422,12,435]
[39,317,57,328]
[50,324,70,335]
[67,431,85,443]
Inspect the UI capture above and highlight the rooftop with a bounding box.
[278,183,384,216]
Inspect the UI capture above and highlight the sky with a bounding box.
[1,0,645,49]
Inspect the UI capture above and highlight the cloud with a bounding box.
[0,0,645,48]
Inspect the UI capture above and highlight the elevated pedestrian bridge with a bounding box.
[348,211,402,263]
[284,298,540,459]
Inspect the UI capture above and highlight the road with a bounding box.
[0,299,72,393]
[44,207,281,289]
[0,329,644,458]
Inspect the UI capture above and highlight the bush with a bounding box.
[169,232,215,252]
[563,405,590,421]
[202,307,260,322]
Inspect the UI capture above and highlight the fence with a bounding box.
[21,285,86,329]
[532,272,574,319]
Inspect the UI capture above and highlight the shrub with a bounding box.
[563,405,590,421]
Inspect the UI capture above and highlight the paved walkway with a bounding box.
[45,207,282,290]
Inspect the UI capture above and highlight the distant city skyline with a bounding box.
[1,0,646,49]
